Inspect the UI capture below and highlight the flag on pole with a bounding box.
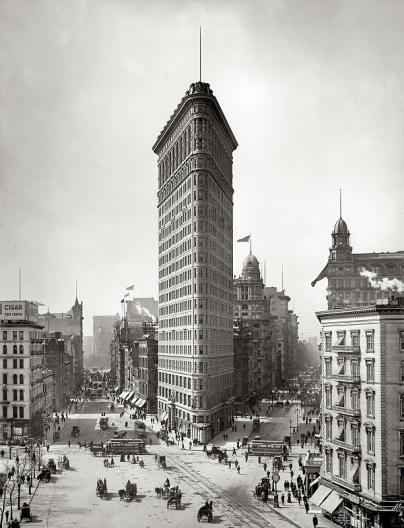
[126,285,134,291]
[120,299,124,303]
[124,293,129,298]
[237,235,250,243]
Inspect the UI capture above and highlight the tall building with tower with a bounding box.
[312,201,404,309]
[153,81,238,442]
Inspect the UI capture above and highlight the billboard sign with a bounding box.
[0,301,38,321]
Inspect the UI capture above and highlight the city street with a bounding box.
[4,399,338,528]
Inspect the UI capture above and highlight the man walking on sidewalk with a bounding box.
[312,514,318,527]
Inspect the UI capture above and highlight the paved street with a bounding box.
[0,399,338,528]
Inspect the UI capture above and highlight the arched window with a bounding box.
[13,374,17,384]
[19,374,24,384]
[12,345,17,354]
[2,345,7,354]
[19,345,23,354]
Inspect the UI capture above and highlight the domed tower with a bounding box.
[241,253,261,280]
[330,216,352,262]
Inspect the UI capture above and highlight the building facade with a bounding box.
[43,332,73,410]
[0,301,54,440]
[136,324,158,414]
[312,214,404,309]
[314,297,404,528]
[153,81,238,442]
[93,314,120,368]
[39,297,84,392]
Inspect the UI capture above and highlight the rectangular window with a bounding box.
[19,390,23,401]
[352,425,360,446]
[366,331,375,352]
[325,333,332,352]
[326,451,333,473]
[325,420,332,440]
[351,331,360,347]
[13,359,17,369]
[2,389,7,401]
[12,331,17,341]
[339,455,346,478]
[19,331,23,341]
[400,431,404,457]
[2,407,6,419]
[367,465,375,491]
[13,390,17,401]
[336,331,346,346]
[367,428,375,453]
[400,468,404,496]
[366,360,375,382]
[2,374,6,384]
[2,331,7,341]
[19,359,23,368]
[325,388,332,408]
[2,359,6,369]
[325,359,332,378]
[401,362,404,383]
[367,392,375,418]
[12,407,17,418]
[18,406,23,419]
[400,332,404,352]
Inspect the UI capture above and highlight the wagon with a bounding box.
[20,502,32,522]
[71,426,80,437]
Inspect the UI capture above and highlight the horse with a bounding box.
[155,487,163,498]
[118,489,126,500]
[197,504,213,522]
[167,496,181,509]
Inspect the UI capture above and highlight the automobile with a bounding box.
[275,401,284,407]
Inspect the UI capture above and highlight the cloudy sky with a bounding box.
[1,0,403,337]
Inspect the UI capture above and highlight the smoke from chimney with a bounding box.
[135,301,157,323]
[360,268,404,293]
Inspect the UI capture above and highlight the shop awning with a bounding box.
[160,411,168,421]
[320,491,343,514]
[310,476,321,488]
[119,391,129,400]
[124,391,133,402]
[127,393,137,403]
[137,398,146,408]
[132,398,141,406]
[310,485,333,507]
[114,386,120,392]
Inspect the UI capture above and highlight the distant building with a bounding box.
[43,332,73,410]
[126,298,158,322]
[39,297,84,392]
[82,336,94,368]
[233,320,251,415]
[136,323,158,414]
[315,296,404,527]
[312,212,404,309]
[93,314,120,367]
[0,301,54,440]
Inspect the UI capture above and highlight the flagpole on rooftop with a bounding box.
[250,234,252,255]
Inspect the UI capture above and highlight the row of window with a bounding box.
[2,359,24,369]
[2,344,24,355]
[324,387,375,417]
[2,389,24,402]
[325,418,375,453]
[2,406,24,419]
[2,374,24,384]
[324,330,377,351]
[2,331,24,341]
[325,451,375,491]
[324,358,375,381]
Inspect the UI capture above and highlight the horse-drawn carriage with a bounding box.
[47,458,57,474]
[90,445,104,457]
[157,455,166,469]
[197,502,213,522]
[96,478,107,499]
[37,468,51,483]
[20,502,32,522]
[206,445,227,462]
[71,425,80,437]
[119,481,137,501]
[58,455,70,470]
[166,486,182,509]
[255,478,270,501]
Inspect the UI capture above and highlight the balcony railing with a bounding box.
[331,345,361,355]
[331,405,361,418]
[331,374,361,383]
[333,475,361,493]
[332,438,362,453]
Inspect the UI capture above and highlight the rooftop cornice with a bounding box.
[316,304,404,321]
[153,81,238,154]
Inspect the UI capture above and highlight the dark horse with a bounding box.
[197,503,213,523]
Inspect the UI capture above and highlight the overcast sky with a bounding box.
[1,0,403,337]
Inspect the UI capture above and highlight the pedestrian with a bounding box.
[266,470,270,479]
[181,442,184,450]
[189,441,192,450]
[289,462,292,471]
[111,457,114,467]
[287,491,291,503]
[237,465,240,474]
[304,500,309,514]
[298,493,302,505]
[245,453,248,462]
[228,461,232,469]
[263,462,267,472]
[281,493,285,506]
[290,470,294,479]
[46,444,50,452]
[233,447,236,456]
[68,440,71,448]
[5,510,9,524]
[243,423,246,431]
[312,514,318,527]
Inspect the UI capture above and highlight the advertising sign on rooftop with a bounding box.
[0,301,39,322]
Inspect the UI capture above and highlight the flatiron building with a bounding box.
[153,81,237,443]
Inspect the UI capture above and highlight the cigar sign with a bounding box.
[0,302,26,319]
